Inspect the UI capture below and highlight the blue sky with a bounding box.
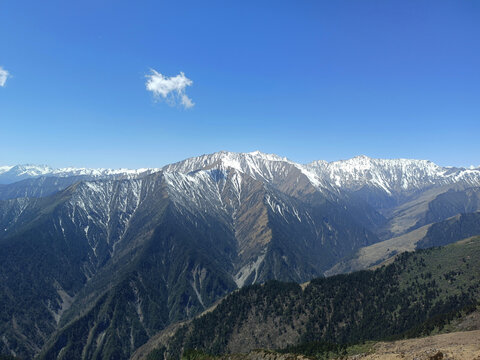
[0,0,479,168]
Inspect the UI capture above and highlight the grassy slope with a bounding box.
[324,223,431,276]
[326,210,480,276]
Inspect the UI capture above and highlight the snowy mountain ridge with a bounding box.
[163,151,480,195]
[307,155,480,194]
[2,151,480,194]
[0,164,161,184]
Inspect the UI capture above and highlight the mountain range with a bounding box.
[1,151,480,359]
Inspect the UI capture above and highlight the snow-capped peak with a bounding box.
[162,150,309,185]
[306,156,480,193]
[164,151,284,173]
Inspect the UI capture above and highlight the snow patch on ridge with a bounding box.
[0,166,13,174]
[0,164,160,184]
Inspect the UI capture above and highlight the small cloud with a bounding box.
[145,69,194,109]
[181,94,194,108]
[0,66,10,87]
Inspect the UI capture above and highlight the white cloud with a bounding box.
[145,69,194,108]
[0,66,10,87]
[180,94,194,108]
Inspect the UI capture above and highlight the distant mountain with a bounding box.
[308,155,480,195]
[0,176,95,200]
[0,164,159,185]
[2,153,479,239]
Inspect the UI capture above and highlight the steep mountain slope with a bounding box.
[140,236,480,360]
[162,152,382,282]
[324,224,431,276]
[38,167,378,360]
[417,212,480,249]
[0,172,223,359]
[376,186,454,238]
[0,178,150,358]
[164,152,480,240]
[163,151,387,234]
[0,160,378,359]
[160,165,378,284]
[376,186,480,239]
[413,187,480,229]
[39,200,237,360]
